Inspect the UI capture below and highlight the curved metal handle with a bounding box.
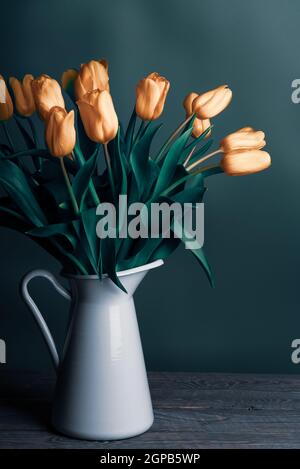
[20,269,71,371]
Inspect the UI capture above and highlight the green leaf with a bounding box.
[124,109,137,157]
[50,237,89,276]
[130,122,162,199]
[152,127,193,199]
[187,140,213,166]
[28,222,77,250]
[72,147,99,211]
[184,171,205,196]
[0,144,12,155]
[149,237,180,263]
[13,116,42,171]
[0,159,47,227]
[80,208,100,274]
[72,218,99,274]
[0,202,29,232]
[166,185,206,205]
[122,238,163,270]
[14,116,35,149]
[101,236,126,292]
[171,216,214,287]
[44,180,69,206]
[2,149,54,163]
[185,125,213,151]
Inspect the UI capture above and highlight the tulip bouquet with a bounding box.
[0,61,271,289]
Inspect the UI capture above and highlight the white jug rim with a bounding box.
[62,259,164,280]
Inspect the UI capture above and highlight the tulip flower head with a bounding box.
[0,75,13,121]
[74,59,109,100]
[31,75,65,120]
[136,72,170,120]
[221,127,266,152]
[192,85,232,119]
[77,89,118,144]
[183,92,211,138]
[45,106,76,158]
[9,74,36,117]
[221,149,271,176]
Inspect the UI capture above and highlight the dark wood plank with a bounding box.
[0,371,300,448]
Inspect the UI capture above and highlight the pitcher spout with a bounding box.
[66,259,164,299]
[118,259,164,295]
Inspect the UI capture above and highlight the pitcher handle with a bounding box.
[20,269,71,371]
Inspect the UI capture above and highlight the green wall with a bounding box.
[0,0,299,373]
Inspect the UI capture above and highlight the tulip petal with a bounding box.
[221,149,271,176]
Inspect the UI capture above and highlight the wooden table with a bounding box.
[0,371,300,449]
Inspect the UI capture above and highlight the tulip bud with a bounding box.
[237,127,254,133]
[221,128,266,153]
[192,118,211,139]
[74,59,109,100]
[221,149,271,176]
[192,85,232,119]
[77,89,118,144]
[61,69,78,90]
[0,75,13,121]
[31,75,65,120]
[45,106,76,158]
[136,72,170,120]
[9,74,36,117]
[183,92,211,138]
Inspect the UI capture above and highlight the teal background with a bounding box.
[0,0,299,373]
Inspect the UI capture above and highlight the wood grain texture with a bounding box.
[0,371,300,448]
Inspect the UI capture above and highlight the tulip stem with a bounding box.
[103,143,116,203]
[183,147,196,167]
[186,148,222,172]
[124,108,137,156]
[28,117,43,171]
[160,163,221,196]
[155,114,194,163]
[134,120,146,142]
[60,157,79,215]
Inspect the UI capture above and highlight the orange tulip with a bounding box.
[0,75,13,120]
[77,89,118,144]
[31,75,65,120]
[221,127,266,152]
[221,149,271,176]
[136,72,170,120]
[45,106,76,158]
[183,92,211,138]
[9,74,36,117]
[192,85,232,119]
[74,59,109,100]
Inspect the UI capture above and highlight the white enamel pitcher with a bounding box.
[20,259,163,441]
